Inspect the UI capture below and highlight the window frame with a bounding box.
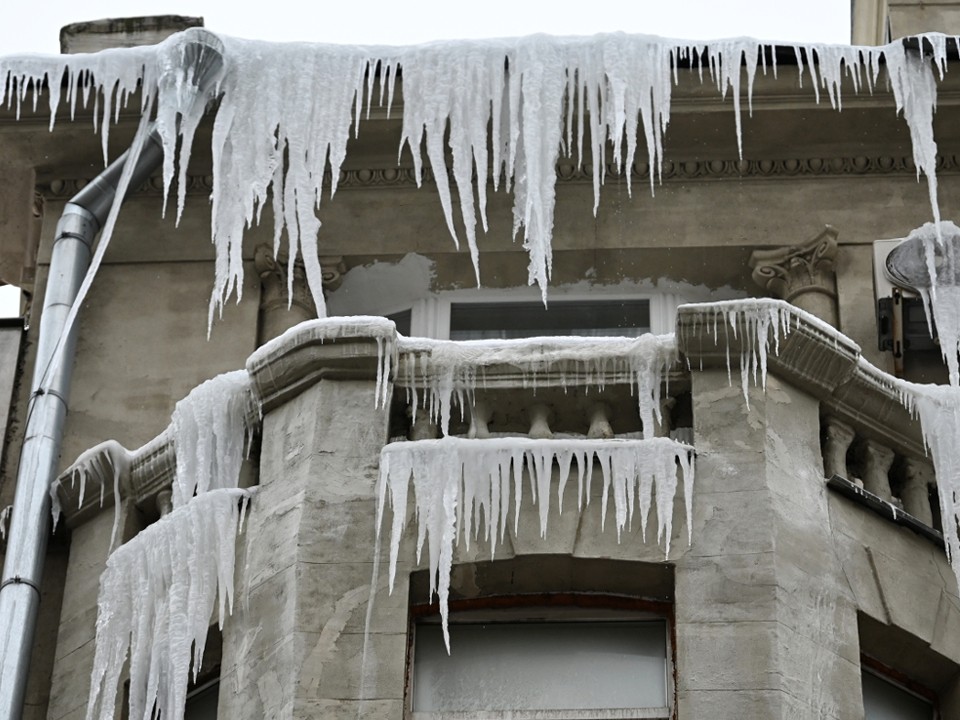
[406,593,676,720]
[397,288,686,340]
[861,654,939,720]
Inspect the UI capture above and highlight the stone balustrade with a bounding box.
[399,386,691,443]
[821,413,940,537]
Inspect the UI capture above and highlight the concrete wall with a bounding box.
[889,0,960,36]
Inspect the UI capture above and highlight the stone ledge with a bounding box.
[57,320,398,527]
[53,433,174,529]
[57,305,928,529]
[827,475,944,548]
[676,299,924,458]
[246,316,396,412]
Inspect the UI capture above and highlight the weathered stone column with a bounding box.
[255,245,346,345]
[676,370,783,718]
[220,322,403,720]
[677,304,865,719]
[749,226,840,326]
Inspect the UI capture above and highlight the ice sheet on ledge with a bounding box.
[85,488,252,720]
[52,369,259,529]
[247,315,397,406]
[50,439,131,547]
[398,333,677,438]
[377,435,694,649]
[679,298,861,406]
[1,32,953,321]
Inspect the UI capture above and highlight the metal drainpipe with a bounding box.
[0,31,223,719]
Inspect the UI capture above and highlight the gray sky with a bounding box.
[3,1,851,55]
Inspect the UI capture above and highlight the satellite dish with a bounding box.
[885,222,960,292]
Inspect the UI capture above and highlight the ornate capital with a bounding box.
[255,246,352,345]
[749,226,839,325]
[319,255,347,292]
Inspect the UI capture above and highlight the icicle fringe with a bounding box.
[398,333,677,437]
[170,369,260,507]
[85,488,253,720]
[376,436,694,649]
[1,32,953,319]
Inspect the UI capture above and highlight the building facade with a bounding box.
[1,11,960,720]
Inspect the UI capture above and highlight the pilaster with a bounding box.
[219,325,401,720]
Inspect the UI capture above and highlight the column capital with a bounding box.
[749,226,839,325]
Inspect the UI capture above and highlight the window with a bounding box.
[409,596,673,720]
[399,289,685,339]
[448,299,651,340]
[862,665,936,720]
[183,678,219,720]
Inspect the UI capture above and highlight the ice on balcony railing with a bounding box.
[397,334,677,438]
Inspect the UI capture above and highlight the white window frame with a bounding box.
[404,288,685,340]
[408,605,674,720]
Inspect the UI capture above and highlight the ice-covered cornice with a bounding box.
[3,30,957,320]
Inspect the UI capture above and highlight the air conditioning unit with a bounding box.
[873,238,938,356]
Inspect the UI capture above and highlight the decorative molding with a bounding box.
[857,438,896,501]
[900,458,935,527]
[254,244,318,317]
[749,226,840,326]
[750,226,839,302]
[36,152,960,199]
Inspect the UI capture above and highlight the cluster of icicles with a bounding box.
[396,332,677,435]
[4,20,960,709]
[680,298,800,407]
[377,436,694,649]
[378,331,694,648]
[79,371,259,720]
[891,222,960,585]
[0,31,954,321]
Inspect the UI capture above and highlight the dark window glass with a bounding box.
[862,670,933,720]
[449,300,651,340]
[388,308,412,336]
[184,680,219,720]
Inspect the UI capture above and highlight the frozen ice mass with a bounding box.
[85,489,252,720]
[0,30,954,317]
